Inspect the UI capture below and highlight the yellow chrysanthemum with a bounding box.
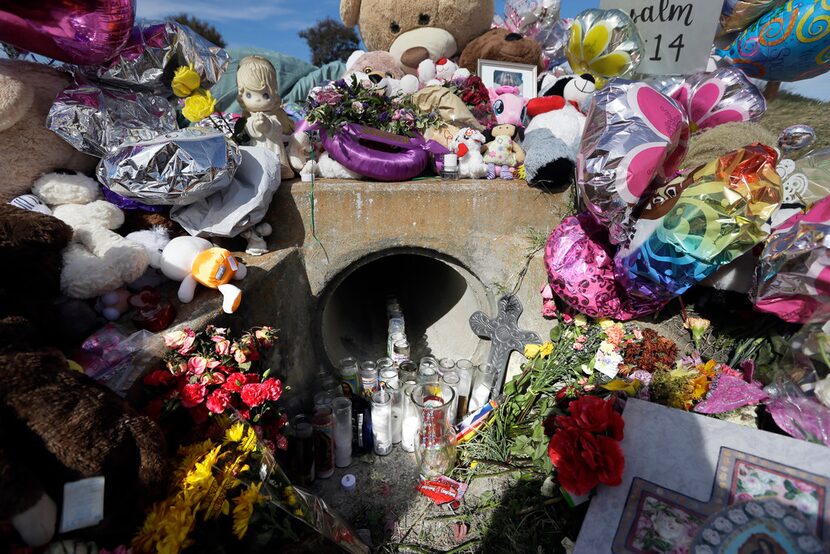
[232,482,268,539]
[225,422,246,444]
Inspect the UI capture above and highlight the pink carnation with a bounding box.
[262,378,283,402]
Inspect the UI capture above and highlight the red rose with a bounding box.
[144,369,174,387]
[241,383,266,407]
[180,383,207,408]
[548,429,625,496]
[206,388,231,414]
[223,373,247,392]
[557,396,624,440]
[262,378,283,402]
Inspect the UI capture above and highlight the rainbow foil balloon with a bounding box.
[720,0,830,81]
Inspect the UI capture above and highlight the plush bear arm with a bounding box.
[178,274,199,303]
[0,415,44,518]
[513,143,526,165]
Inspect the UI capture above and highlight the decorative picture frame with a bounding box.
[477,59,538,99]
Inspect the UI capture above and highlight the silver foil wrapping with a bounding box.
[84,21,229,94]
[47,80,177,157]
[97,127,241,206]
[577,79,689,245]
[752,202,830,324]
[671,67,766,133]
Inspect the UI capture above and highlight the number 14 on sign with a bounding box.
[648,33,685,62]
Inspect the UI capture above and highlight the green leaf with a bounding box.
[784,480,798,494]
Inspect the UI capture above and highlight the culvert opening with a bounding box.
[320,251,488,365]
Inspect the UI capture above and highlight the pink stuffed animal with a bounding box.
[488,86,527,128]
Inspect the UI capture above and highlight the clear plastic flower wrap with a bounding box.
[615,144,782,305]
[577,79,689,245]
[751,196,830,324]
[97,127,241,206]
[46,79,178,157]
[83,20,230,94]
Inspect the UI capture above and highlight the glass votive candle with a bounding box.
[332,397,352,468]
[455,359,474,419]
[440,371,461,426]
[438,358,455,375]
[401,382,418,453]
[418,357,439,384]
[380,367,402,444]
[360,360,378,398]
[469,363,497,413]
[371,390,393,456]
[399,360,418,384]
[337,356,360,397]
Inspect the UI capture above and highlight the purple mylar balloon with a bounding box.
[322,124,445,182]
[0,0,135,65]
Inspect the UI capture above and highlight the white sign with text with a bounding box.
[600,0,721,75]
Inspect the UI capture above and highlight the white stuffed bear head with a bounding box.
[32,172,125,230]
[125,226,172,269]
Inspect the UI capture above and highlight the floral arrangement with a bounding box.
[304,78,440,137]
[131,420,349,554]
[547,396,625,497]
[142,325,288,450]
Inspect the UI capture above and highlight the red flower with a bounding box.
[262,378,283,402]
[557,396,624,440]
[223,373,247,392]
[144,369,174,387]
[276,434,288,451]
[180,383,207,408]
[245,373,260,384]
[548,429,625,496]
[206,388,231,414]
[241,383,266,407]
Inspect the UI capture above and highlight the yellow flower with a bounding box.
[691,373,711,402]
[525,341,554,359]
[597,318,614,329]
[225,422,245,444]
[602,379,641,396]
[525,343,542,359]
[697,359,718,379]
[182,89,216,122]
[172,64,201,98]
[574,314,588,327]
[232,482,267,539]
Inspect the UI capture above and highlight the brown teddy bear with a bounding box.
[0,59,97,204]
[459,28,545,74]
[340,0,494,73]
[0,316,167,548]
[0,204,73,335]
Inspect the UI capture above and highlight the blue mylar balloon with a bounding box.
[719,0,830,82]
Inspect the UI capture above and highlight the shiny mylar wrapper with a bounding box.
[752,197,830,324]
[97,127,241,206]
[83,21,230,94]
[671,67,766,133]
[566,9,643,87]
[47,80,177,157]
[773,147,830,228]
[494,0,561,35]
[577,79,689,245]
[779,124,816,156]
[616,144,782,304]
[719,0,787,35]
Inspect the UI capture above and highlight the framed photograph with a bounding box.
[477,59,538,99]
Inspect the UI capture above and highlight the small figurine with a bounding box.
[237,55,295,179]
[483,124,525,180]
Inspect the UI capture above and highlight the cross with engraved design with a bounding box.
[469,295,541,394]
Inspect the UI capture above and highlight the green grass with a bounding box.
[762,91,830,151]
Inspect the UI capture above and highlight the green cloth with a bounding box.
[212,47,346,115]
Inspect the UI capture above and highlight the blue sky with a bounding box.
[136,0,830,100]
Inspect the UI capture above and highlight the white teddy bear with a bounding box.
[417,58,471,87]
[450,127,488,179]
[31,172,150,299]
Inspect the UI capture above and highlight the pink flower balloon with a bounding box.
[0,0,135,65]
[671,67,766,133]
